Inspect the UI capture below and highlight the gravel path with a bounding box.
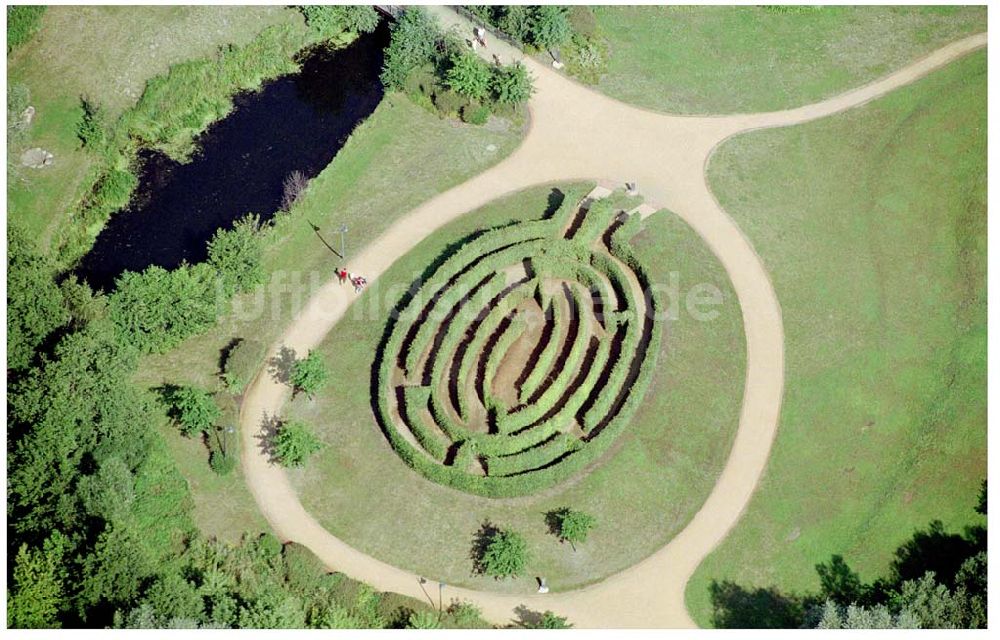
[238,11,986,627]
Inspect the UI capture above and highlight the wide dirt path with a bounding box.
[239,10,986,627]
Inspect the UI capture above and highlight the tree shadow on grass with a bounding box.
[269,345,297,385]
[255,412,282,464]
[469,520,500,576]
[708,580,808,629]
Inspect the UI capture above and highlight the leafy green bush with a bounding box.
[7,5,45,52]
[527,5,572,49]
[547,507,596,547]
[380,7,439,90]
[165,386,221,437]
[109,263,220,354]
[209,450,236,476]
[432,88,468,118]
[445,52,492,101]
[461,102,491,125]
[478,528,529,579]
[77,98,107,150]
[290,350,329,399]
[300,5,379,39]
[490,62,534,106]
[222,338,267,393]
[208,214,266,296]
[273,420,323,468]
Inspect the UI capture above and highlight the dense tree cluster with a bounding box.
[380,7,534,124]
[299,5,380,40]
[465,5,608,83]
[708,482,988,629]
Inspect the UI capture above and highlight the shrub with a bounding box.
[300,5,380,39]
[527,5,573,49]
[90,167,138,214]
[273,420,323,468]
[380,7,440,90]
[445,52,492,101]
[209,450,236,476]
[281,170,310,211]
[490,62,534,107]
[290,350,329,399]
[7,5,45,52]
[461,102,491,125]
[166,386,221,437]
[432,88,468,118]
[208,214,266,296]
[77,98,107,150]
[547,507,596,548]
[478,528,528,579]
[110,263,220,354]
[222,338,268,393]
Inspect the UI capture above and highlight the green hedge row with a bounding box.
[401,239,544,377]
[427,273,506,384]
[454,281,537,421]
[572,198,620,246]
[499,283,591,433]
[483,315,527,404]
[517,295,559,403]
[580,263,644,431]
[400,385,449,461]
[485,432,580,477]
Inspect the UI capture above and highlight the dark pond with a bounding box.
[76,22,390,291]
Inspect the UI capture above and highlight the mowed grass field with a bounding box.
[591,5,986,114]
[281,183,746,593]
[137,93,526,540]
[685,50,987,625]
[7,5,304,251]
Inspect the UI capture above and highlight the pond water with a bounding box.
[77,22,390,292]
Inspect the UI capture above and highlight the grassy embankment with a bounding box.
[590,5,985,114]
[6,5,313,261]
[686,50,986,626]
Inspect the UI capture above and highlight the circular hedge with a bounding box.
[373,194,663,497]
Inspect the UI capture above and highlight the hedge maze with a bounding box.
[374,191,663,497]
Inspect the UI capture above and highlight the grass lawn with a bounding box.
[281,182,746,593]
[137,93,527,538]
[591,5,986,114]
[6,5,304,251]
[685,50,987,626]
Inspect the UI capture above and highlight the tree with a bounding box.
[207,214,266,296]
[547,507,596,550]
[110,263,220,353]
[527,5,572,49]
[446,52,492,101]
[407,610,442,629]
[533,611,573,629]
[480,529,529,579]
[77,97,107,149]
[490,62,534,107]
[290,350,329,399]
[380,7,440,90]
[166,386,221,437]
[273,420,323,468]
[222,338,267,393]
[6,224,69,371]
[300,5,379,39]
[7,533,69,628]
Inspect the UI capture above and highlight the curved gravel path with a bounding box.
[238,16,986,627]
